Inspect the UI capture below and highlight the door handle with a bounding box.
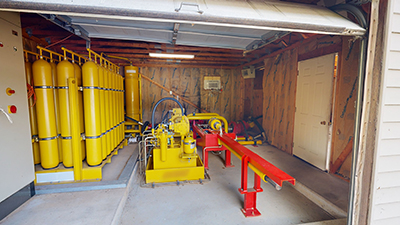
[320,121,326,125]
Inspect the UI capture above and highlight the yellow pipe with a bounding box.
[236,136,254,141]
[160,132,167,162]
[32,58,59,169]
[57,59,75,167]
[82,60,103,166]
[187,115,228,133]
[25,60,40,164]
[68,78,83,181]
[237,140,262,145]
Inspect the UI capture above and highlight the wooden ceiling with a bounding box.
[21,12,315,69]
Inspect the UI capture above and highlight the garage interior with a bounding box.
[0,0,371,224]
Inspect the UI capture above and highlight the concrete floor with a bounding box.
[0,143,348,225]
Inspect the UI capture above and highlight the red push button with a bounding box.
[6,88,15,96]
[8,105,17,114]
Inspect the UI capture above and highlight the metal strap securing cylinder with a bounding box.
[34,86,53,89]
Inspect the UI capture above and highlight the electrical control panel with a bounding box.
[0,12,35,203]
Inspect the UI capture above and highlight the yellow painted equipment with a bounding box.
[32,58,59,169]
[124,65,142,135]
[25,60,40,164]
[104,66,112,155]
[50,60,63,162]
[98,64,107,159]
[73,62,86,161]
[145,100,204,184]
[125,66,141,120]
[209,117,222,131]
[56,59,75,168]
[82,60,103,166]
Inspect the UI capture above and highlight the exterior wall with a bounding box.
[139,67,243,123]
[369,0,400,224]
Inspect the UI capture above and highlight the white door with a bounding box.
[293,54,335,170]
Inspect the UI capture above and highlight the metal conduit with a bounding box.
[330,4,368,225]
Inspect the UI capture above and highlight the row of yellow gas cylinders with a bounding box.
[26,57,124,169]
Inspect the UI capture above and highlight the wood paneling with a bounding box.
[139,67,242,123]
[262,48,298,154]
[331,37,360,178]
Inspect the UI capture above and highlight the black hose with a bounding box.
[151,97,185,130]
[125,115,143,125]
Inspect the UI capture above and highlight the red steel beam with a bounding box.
[218,133,295,187]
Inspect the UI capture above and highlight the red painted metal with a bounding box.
[192,123,234,169]
[218,133,295,187]
[218,133,295,217]
[192,122,295,218]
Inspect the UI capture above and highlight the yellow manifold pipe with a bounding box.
[57,59,75,168]
[25,60,40,164]
[32,58,59,169]
[187,115,229,133]
[68,78,83,181]
[50,61,63,162]
[73,62,86,161]
[82,60,103,166]
[98,65,107,159]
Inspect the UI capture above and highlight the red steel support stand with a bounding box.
[239,156,263,217]
[192,122,234,169]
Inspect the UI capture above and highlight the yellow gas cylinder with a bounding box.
[110,69,116,149]
[104,66,112,155]
[50,61,63,162]
[118,75,124,141]
[117,74,122,144]
[32,58,59,169]
[124,66,140,121]
[183,136,196,154]
[113,71,117,147]
[73,63,86,161]
[98,65,107,159]
[82,61,103,166]
[57,59,75,168]
[25,60,40,164]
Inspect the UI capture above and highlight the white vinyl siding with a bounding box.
[370,0,400,224]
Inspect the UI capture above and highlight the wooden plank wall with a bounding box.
[331,37,360,178]
[244,70,264,120]
[262,48,298,153]
[261,35,359,180]
[139,67,243,123]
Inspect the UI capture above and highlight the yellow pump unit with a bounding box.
[145,98,204,184]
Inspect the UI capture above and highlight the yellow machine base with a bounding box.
[145,157,204,184]
[34,140,123,185]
